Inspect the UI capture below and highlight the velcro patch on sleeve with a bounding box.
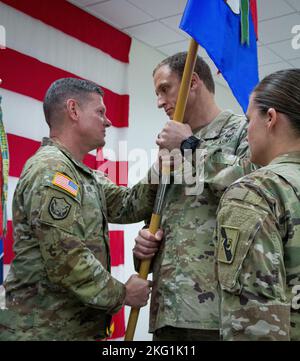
[218,226,240,264]
[48,197,72,220]
[52,172,79,197]
[40,188,77,231]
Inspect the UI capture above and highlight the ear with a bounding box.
[266,108,278,131]
[190,72,201,91]
[66,99,80,122]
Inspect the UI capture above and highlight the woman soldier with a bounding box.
[215,69,300,341]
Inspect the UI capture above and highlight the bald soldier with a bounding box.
[215,69,300,340]
[0,78,155,341]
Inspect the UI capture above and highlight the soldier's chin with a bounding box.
[96,139,105,149]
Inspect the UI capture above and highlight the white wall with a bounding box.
[122,39,243,341]
[123,39,165,341]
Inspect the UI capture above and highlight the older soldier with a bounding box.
[0,78,156,341]
[133,52,256,341]
[215,69,300,340]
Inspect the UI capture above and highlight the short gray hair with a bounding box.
[43,78,103,127]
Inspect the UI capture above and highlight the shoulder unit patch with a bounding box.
[48,197,71,220]
[218,225,240,264]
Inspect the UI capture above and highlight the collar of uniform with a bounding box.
[42,137,93,175]
[269,151,300,166]
[193,110,234,140]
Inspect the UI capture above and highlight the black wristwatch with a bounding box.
[180,135,201,156]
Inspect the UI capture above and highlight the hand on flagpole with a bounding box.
[133,228,163,260]
[156,121,192,151]
[124,275,152,308]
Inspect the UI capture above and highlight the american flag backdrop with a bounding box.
[0,0,131,340]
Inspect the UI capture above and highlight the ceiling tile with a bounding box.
[259,61,293,79]
[127,0,187,19]
[288,57,300,67]
[285,0,300,11]
[124,21,185,47]
[259,14,300,44]
[157,40,190,56]
[157,41,208,58]
[160,14,189,38]
[268,39,300,60]
[258,45,283,66]
[87,0,153,29]
[257,0,294,21]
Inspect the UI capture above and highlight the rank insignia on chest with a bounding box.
[218,226,240,264]
[52,172,79,197]
[49,197,71,220]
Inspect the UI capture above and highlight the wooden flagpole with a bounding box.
[125,38,199,341]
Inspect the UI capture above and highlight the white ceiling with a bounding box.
[68,0,300,86]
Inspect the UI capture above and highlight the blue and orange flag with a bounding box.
[180,0,259,113]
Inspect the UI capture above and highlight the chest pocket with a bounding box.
[80,182,107,238]
[81,181,110,270]
[209,150,238,166]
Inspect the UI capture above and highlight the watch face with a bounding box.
[182,140,191,149]
[190,136,198,147]
[181,136,200,152]
[185,140,192,148]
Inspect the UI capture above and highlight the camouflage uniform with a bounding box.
[149,111,256,338]
[0,138,156,341]
[216,152,300,340]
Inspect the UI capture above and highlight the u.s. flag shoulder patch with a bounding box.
[52,172,79,197]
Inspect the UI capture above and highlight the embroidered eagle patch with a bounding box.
[48,197,71,220]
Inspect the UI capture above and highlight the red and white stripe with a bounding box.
[0,0,129,340]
